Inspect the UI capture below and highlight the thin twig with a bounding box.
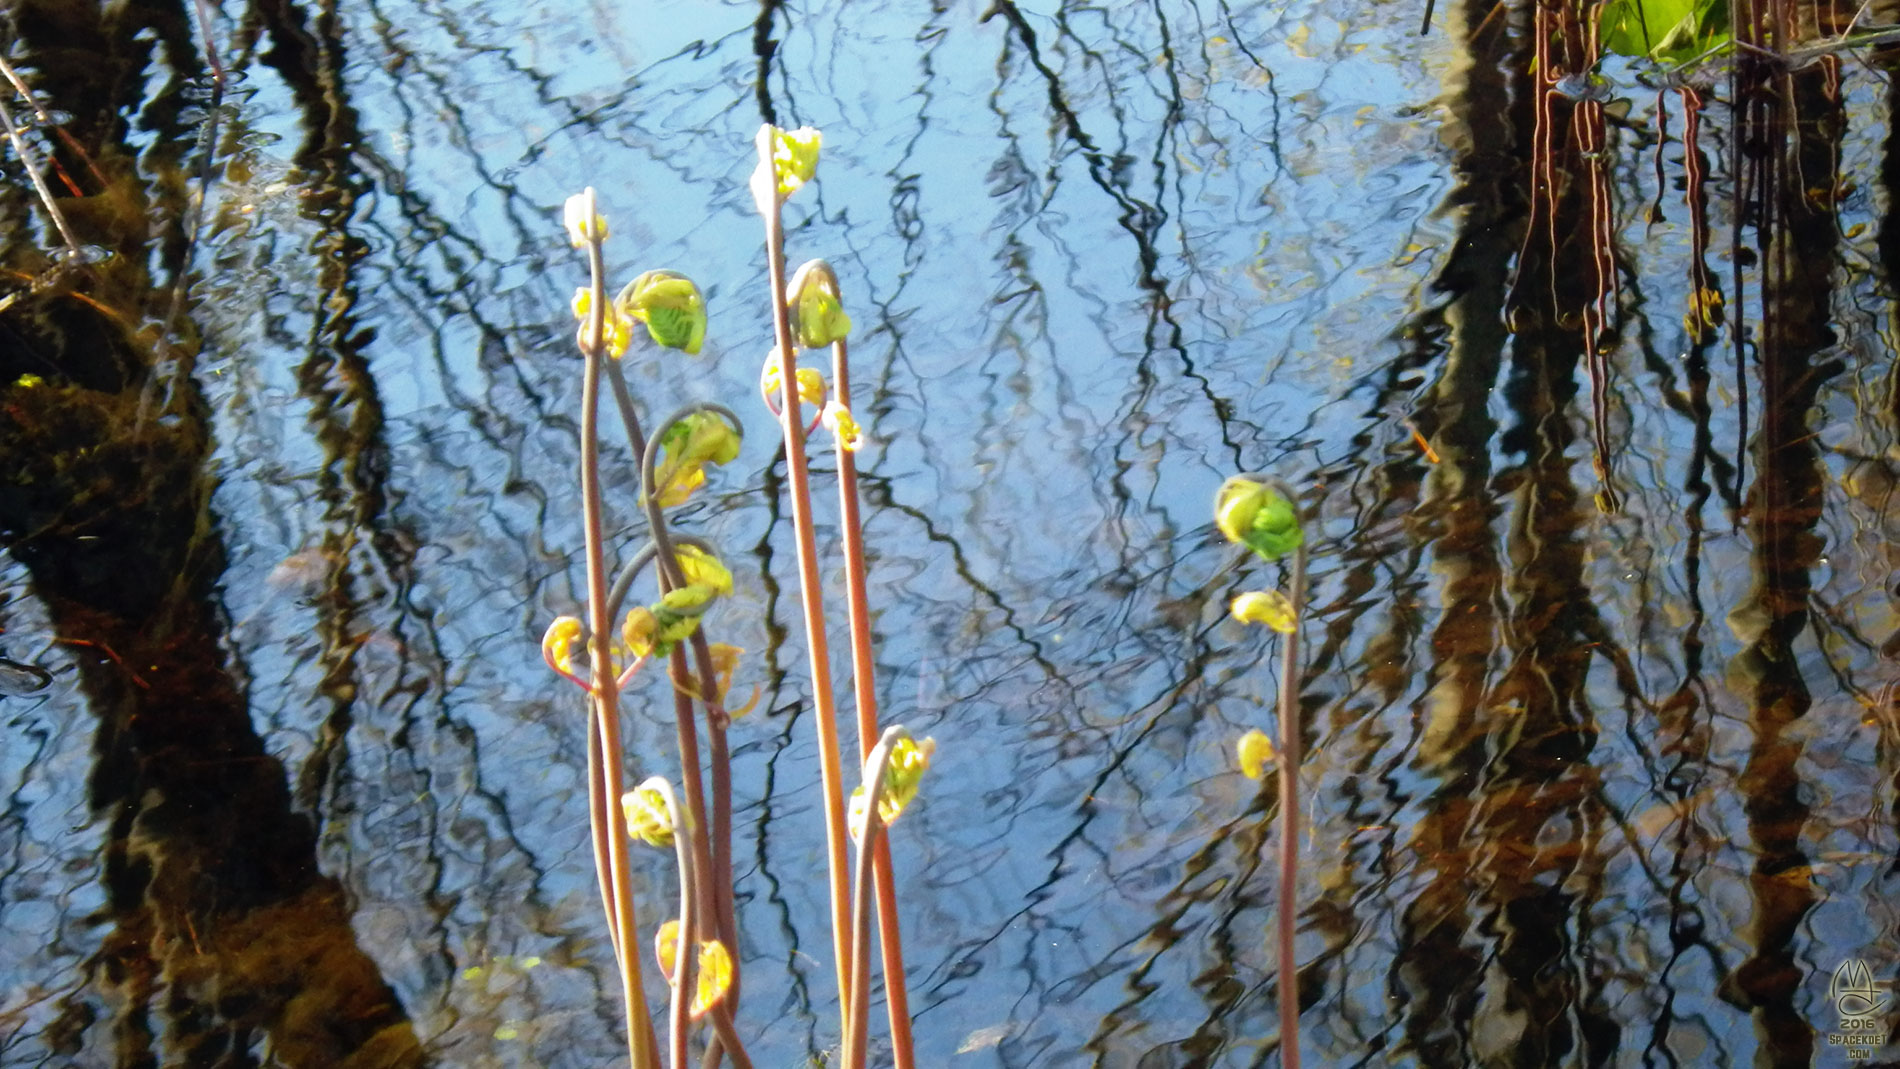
[0,52,105,192]
[0,92,81,260]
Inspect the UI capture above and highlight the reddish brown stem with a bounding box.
[831,337,917,1069]
[756,126,856,1020]
[578,212,660,1069]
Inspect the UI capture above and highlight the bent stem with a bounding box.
[577,202,660,1069]
[755,126,856,1019]
[831,333,917,1069]
[844,726,909,1069]
[638,408,752,1069]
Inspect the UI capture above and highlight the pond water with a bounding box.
[3,0,1899,1066]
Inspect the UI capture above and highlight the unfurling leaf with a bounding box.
[571,287,633,358]
[1214,476,1303,562]
[623,606,660,659]
[653,411,742,506]
[787,259,853,349]
[617,270,706,356]
[542,616,584,674]
[1231,589,1297,634]
[1237,728,1276,780]
[655,919,682,977]
[761,360,827,410]
[823,401,864,451]
[849,735,935,842]
[692,940,733,1018]
[770,126,822,199]
[622,584,720,660]
[622,783,675,847]
[674,545,734,596]
[563,188,607,247]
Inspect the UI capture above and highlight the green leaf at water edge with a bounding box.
[1598,0,1729,64]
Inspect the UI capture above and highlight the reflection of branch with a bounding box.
[0,90,83,259]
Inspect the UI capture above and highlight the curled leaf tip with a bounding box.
[850,734,935,842]
[653,411,743,506]
[622,782,676,847]
[622,606,659,659]
[542,616,584,675]
[655,919,682,976]
[823,401,864,451]
[761,360,827,410]
[572,287,633,358]
[1215,475,1303,562]
[617,270,706,356]
[563,189,607,247]
[787,259,852,349]
[772,126,822,199]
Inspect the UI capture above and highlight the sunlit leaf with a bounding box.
[1231,590,1297,634]
[692,940,733,1018]
[622,783,675,848]
[850,735,935,842]
[761,361,827,409]
[674,545,733,596]
[542,616,584,674]
[652,412,742,506]
[1214,476,1303,562]
[571,287,633,358]
[563,188,607,247]
[823,401,864,452]
[617,270,706,356]
[655,919,681,977]
[787,259,853,349]
[623,606,659,659]
[772,126,822,199]
[1237,728,1276,780]
[1599,0,1728,63]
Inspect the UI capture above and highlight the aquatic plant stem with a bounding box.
[578,211,661,1069]
[652,778,695,1069]
[586,716,621,959]
[843,725,907,1069]
[638,407,753,1069]
[1271,480,1308,1069]
[831,336,917,1069]
[755,126,856,1022]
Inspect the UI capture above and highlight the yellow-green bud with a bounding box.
[1231,589,1297,634]
[1214,476,1303,562]
[622,783,675,847]
[786,259,852,349]
[617,270,706,356]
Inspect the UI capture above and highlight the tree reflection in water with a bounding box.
[2,0,1899,1066]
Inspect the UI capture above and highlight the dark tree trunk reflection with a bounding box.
[0,3,422,1065]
